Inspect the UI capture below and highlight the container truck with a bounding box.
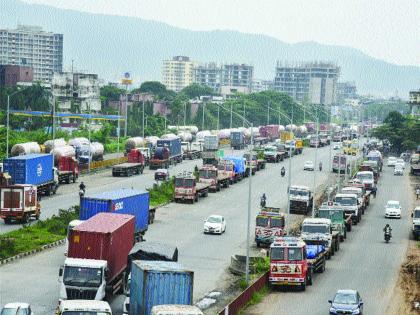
[130,261,194,315]
[80,189,150,241]
[3,153,59,196]
[174,173,209,203]
[56,300,112,315]
[60,213,135,300]
[150,139,182,169]
[57,156,79,184]
[202,135,219,166]
[230,131,245,150]
[255,207,285,247]
[410,153,420,176]
[112,149,145,177]
[198,164,230,192]
[222,156,245,181]
[269,237,326,291]
[288,185,313,215]
[181,142,202,160]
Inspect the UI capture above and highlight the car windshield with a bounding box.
[62,312,111,315]
[334,292,357,304]
[387,202,400,209]
[302,225,329,234]
[335,197,356,206]
[63,266,102,287]
[207,216,221,223]
[256,216,269,227]
[288,247,303,261]
[1,309,30,315]
[271,218,284,228]
[270,247,285,260]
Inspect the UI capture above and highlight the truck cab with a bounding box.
[59,258,107,301]
[341,186,365,214]
[288,185,313,215]
[243,153,258,175]
[64,220,84,256]
[317,204,347,241]
[56,300,112,315]
[301,218,334,255]
[255,207,285,247]
[356,171,376,193]
[263,145,280,162]
[335,193,360,224]
[199,165,221,191]
[217,160,236,184]
[412,206,420,239]
[174,173,208,203]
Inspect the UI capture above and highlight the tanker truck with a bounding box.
[10,142,41,156]
[78,142,104,164]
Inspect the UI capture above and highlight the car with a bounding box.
[303,161,314,171]
[387,156,397,167]
[385,200,402,219]
[203,215,226,234]
[394,164,404,176]
[333,144,341,150]
[1,303,34,315]
[329,289,363,315]
[396,158,405,169]
[154,168,169,181]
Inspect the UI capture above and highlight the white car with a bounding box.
[204,215,226,234]
[394,164,404,176]
[385,200,402,219]
[396,159,405,169]
[1,303,34,315]
[387,157,397,167]
[303,161,314,171]
[333,144,341,150]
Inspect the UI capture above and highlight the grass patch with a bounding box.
[148,178,174,207]
[248,286,269,306]
[0,207,78,260]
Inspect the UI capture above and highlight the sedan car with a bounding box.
[396,158,405,169]
[303,161,314,171]
[154,168,169,181]
[329,290,363,315]
[1,303,33,315]
[333,144,341,150]
[385,200,402,219]
[387,156,397,167]
[394,164,404,176]
[204,215,226,234]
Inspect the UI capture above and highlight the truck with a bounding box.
[221,156,245,182]
[309,135,320,148]
[199,164,230,192]
[56,300,112,315]
[334,193,361,224]
[269,237,326,291]
[285,139,297,156]
[294,138,303,154]
[80,189,150,241]
[355,171,377,195]
[410,153,420,176]
[341,186,366,215]
[174,172,209,203]
[348,140,359,156]
[332,155,347,173]
[288,185,313,215]
[317,203,352,241]
[319,133,330,146]
[130,261,194,315]
[255,207,285,247]
[57,156,79,184]
[367,150,383,171]
[231,131,245,150]
[217,159,236,184]
[202,135,219,166]
[347,181,371,208]
[263,145,284,163]
[0,177,40,224]
[280,131,294,142]
[301,218,339,259]
[360,161,379,183]
[112,149,145,177]
[411,206,420,239]
[60,213,136,300]
[181,141,202,160]
[79,142,104,164]
[3,153,59,197]
[149,139,182,169]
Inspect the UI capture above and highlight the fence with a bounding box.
[79,156,128,173]
[218,272,269,315]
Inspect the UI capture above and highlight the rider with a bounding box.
[383,224,392,236]
[261,193,267,206]
[281,166,286,175]
[79,181,86,193]
[319,161,323,171]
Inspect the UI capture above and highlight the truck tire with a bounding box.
[256,241,260,248]
[21,213,29,224]
[66,176,70,184]
[319,259,326,273]
[4,217,11,224]
[73,175,77,183]
[140,166,144,174]
[344,229,347,239]
[336,240,340,251]
[300,280,306,291]
[217,183,221,192]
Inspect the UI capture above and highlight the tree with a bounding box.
[134,81,176,101]
[100,85,124,110]
[384,111,405,129]
[180,84,214,99]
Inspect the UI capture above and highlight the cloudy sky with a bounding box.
[23,0,419,66]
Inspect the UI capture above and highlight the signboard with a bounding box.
[218,150,224,158]
[121,72,133,85]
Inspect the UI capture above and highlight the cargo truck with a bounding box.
[174,173,209,203]
[317,203,351,241]
[355,171,377,194]
[230,131,245,150]
[243,153,258,176]
[334,193,361,224]
[411,206,420,239]
[288,185,313,215]
[181,142,203,160]
[199,164,230,192]
[150,139,182,170]
[280,131,294,142]
[269,237,326,291]
[56,300,112,315]
[341,186,366,214]
[263,145,284,163]
[80,189,150,241]
[332,155,347,173]
[301,218,339,259]
[255,207,285,247]
[3,153,59,197]
[410,153,420,176]
[57,156,79,184]
[130,261,194,315]
[112,149,145,177]
[60,213,136,301]
[217,159,236,184]
[222,156,245,181]
[294,138,303,154]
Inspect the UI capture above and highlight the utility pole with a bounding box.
[124,86,128,137]
[6,95,10,158]
[245,122,254,285]
[142,100,145,138]
[202,102,205,130]
[230,103,233,129]
[184,101,187,127]
[217,105,220,130]
[267,102,270,125]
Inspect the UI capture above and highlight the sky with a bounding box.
[23,0,420,67]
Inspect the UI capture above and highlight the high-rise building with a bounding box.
[0,25,63,84]
[193,62,223,91]
[337,81,357,101]
[162,56,196,92]
[274,62,340,105]
[222,63,253,92]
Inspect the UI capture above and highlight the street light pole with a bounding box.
[124,86,128,137]
[217,105,220,130]
[142,100,145,138]
[312,115,319,217]
[230,103,233,129]
[6,95,10,158]
[245,122,254,285]
[267,103,270,125]
[184,101,186,127]
[202,102,205,130]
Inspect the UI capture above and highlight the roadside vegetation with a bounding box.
[148,178,175,207]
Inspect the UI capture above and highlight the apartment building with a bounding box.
[222,63,253,92]
[337,81,358,101]
[193,62,223,91]
[162,56,196,92]
[0,25,63,84]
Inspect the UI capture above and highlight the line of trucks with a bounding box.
[263,151,380,290]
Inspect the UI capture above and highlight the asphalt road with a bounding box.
[247,161,412,315]
[0,144,338,314]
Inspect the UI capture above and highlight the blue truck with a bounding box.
[150,138,182,169]
[3,153,59,197]
[79,188,152,241]
[222,156,245,181]
[230,131,245,150]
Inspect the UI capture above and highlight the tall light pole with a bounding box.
[142,100,145,138]
[202,102,205,130]
[311,114,319,217]
[245,122,254,285]
[184,101,187,127]
[217,105,220,131]
[267,103,270,125]
[87,103,91,174]
[230,103,233,129]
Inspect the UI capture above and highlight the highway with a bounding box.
[246,162,412,315]
[0,145,337,314]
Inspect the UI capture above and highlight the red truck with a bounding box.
[199,164,230,192]
[112,149,145,177]
[174,173,210,203]
[57,156,79,184]
[60,213,135,300]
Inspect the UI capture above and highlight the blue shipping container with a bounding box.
[3,154,54,185]
[80,189,149,233]
[130,261,194,315]
[157,138,181,158]
[223,156,245,174]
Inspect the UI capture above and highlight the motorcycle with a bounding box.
[384,231,392,243]
[319,163,323,171]
[260,197,266,208]
[79,189,85,198]
[281,168,285,177]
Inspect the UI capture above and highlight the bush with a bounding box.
[148,178,174,207]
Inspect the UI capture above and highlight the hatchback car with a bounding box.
[394,165,404,176]
[154,168,169,181]
[385,200,402,219]
[203,215,226,234]
[329,290,363,315]
[387,157,397,167]
[303,161,314,171]
[1,303,33,315]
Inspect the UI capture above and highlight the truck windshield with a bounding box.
[217,165,225,171]
[414,211,420,218]
[357,173,373,181]
[289,189,309,197]
[335,197,357,206]
[184,179,194,187]
[271,218,284,228]
[63,266,102,287]
[302,225,329,234]
[175,178,184,187]
[199,170,216,178]
[256,216,269,227]
[287,248,303,261]
[62,312,111,315]
[270,247,285,260]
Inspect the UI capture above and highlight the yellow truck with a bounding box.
[343,140,351,155]
[280,131,294,142]
[349,140,359,156]
[295,138,303,154]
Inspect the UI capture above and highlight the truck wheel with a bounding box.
[226,181,230,188]
[4,217,11,224]
[73,175,77,183]
[344,229,347,239]
[21,213,29,224]
[35,212,40,220]
[256,241,260,248]
[217,183,221,192]
[319,259,326,273]
[45,188,51,196]
[140,166,144,174]
[66,176,70,184]
[336,240,340,251]
[307,272,313,285]
[300,281,306,291]
[195,194,199,202]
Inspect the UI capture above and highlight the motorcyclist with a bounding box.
[79,182,86,193]
[319,162,323,171]
[260,193,267,207]
[383,224,392,236]
[281,166,286,177]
